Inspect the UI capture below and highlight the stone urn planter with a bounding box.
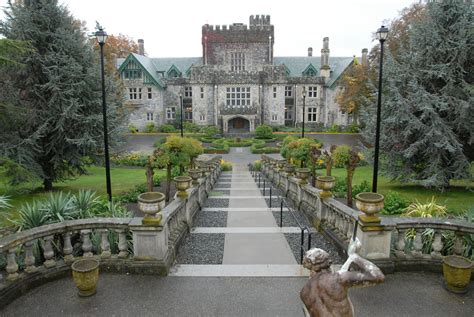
[316,176,336,199]
[296,168,310,185]
[443,255,472,294]
[174,176,192,199]
[138,192,165,225]
[71,258,100,297]
[284,164,295,176]
[277,160,286,171]
[188,169,202,186]
[355,192,384,223]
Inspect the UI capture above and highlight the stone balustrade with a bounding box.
[260,157,473,274]
[0,157,221,307]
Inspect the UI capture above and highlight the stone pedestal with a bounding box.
[130,217,169,261]
[356,224,393,260]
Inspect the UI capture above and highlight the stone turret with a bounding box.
[320,37,330,78]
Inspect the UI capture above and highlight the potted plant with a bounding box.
[71,258,100,297]
[443,255,472,294]
[316,176,336,198]
[296,168,310,185]
[174,176,192,198]
[138,192,165,225]
[355,192,384,223]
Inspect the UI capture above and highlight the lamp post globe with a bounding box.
[372,25,389,193]
[95,25,112,202]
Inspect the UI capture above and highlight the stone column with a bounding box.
[129,217,169,262]
[356,222,394,260]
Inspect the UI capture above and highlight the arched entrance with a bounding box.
[228,117,250,133]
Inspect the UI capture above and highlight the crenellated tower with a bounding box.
[202,14,274,71]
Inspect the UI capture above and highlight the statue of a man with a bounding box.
[300,239,385,317]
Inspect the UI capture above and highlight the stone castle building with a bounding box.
[117,15,360,133]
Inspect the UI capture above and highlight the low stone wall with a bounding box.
[0,160,222,308]
[261,160,474,275]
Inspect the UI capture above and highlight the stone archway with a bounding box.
[228,116,250,133]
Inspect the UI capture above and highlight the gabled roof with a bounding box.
[151,57,202,77]
[166,64,182,77]
[302,63,318,76]
[118,53,166,88]
[273,56,353,87]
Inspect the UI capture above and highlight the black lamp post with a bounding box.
[302,87,306,138]
[372,25,389,193]
[179,93,184,137]
[95,25,112,202]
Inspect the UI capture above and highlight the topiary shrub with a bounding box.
[184,122,200,133]
[128,124,138,133]
[159,124,176,133]
[255,125,273,139]
[145,122,155,133]
[333,145,351,168]
[202,126,219,138]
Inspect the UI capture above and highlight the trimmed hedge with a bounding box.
[251,146,280,154]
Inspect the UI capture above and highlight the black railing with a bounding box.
[248,164,312,264]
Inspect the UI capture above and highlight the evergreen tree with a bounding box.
[363,0,473,189]
[0,0,125,190]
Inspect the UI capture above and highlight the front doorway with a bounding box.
[228,117,250,133]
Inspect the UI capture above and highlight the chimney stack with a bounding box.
[308,47,313,57]
[361,48,368,66]
[138,39,145,56]
[320,37,331,78]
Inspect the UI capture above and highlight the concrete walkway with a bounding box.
[222,164,296,265]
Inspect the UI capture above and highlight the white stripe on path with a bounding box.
[191,227,302,234]
[202,207,290,212]
[169,264,310,277]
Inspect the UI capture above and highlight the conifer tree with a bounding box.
[0,0,125,190]
[363,0,473,189]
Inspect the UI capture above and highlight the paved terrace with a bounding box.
[2,272,472,316]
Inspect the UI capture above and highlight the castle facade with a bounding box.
[117,15,359,133]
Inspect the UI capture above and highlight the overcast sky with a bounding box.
[1,0,416,57]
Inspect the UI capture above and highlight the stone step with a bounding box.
[169,264,310,277]
[206,196,281,199]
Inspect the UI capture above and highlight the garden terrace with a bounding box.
[260,157,474,275]
[0,158,222,308]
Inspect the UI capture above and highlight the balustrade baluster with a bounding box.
[411,228,423,257]
[24,241,38,273]
[431,230,443,259]
[346,218,354,240]
[63,232,74,263]
[43,235,56,268]
[116,229,128,259]
[99,229,111,258]
[453,232,464,256]
[6,248,19,281]
[341,216,349,240]
[81,230,93,257]
[395,228,406,257]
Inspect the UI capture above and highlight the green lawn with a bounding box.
[329,166,473,215]
[1,166,165,210]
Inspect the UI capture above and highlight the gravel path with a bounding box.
[194,211,227,227]
[202,198,230,208]
[175,233,225,264]
[284,233,343,264]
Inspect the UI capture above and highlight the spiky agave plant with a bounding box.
[13,201,50,231]
[71,189,100,219]
[0,195,12,210]
[43,192,76,222]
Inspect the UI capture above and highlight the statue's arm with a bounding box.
[339,254,385,288]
